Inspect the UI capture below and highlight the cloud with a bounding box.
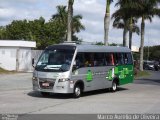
[0,0,160,47]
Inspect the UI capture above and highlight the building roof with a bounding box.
[0,40,36,48]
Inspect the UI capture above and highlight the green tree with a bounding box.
[51,5,85,41]
[5,19,30,40]
[0,26,6,39]
[104,0,113,46]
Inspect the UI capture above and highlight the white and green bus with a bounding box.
[32,43,134,98]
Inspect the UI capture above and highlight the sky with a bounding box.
[0,0,160,47]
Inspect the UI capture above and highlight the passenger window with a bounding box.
[84,53,94,67]
[124,53,128,64]
[124,53,133,65]
[75,53,84,67]
[127,53,133,64]
[114,53,124,65]
[105,53,114,66]
[94,53,105,66]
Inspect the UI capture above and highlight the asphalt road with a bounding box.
[0,71,160,114]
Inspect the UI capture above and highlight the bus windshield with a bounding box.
[35,49,74,72]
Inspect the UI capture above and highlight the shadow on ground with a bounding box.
[27,87,128,99]
[134,78,160,86]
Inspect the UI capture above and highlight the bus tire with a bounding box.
[111,80,117,92]
[73,85,82,98]
[40,92,50,97]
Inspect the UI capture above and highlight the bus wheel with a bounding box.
[111,80,117,92]
[40,92,50,97]
[73,85,81,98]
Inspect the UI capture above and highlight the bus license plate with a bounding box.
[42,83,49,87]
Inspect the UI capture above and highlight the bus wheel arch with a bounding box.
[73,80,84,98]
[111,77,119,92]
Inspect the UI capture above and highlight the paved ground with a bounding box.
[0,71,160,114]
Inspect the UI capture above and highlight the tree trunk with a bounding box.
[139,16,145,71]
[129,32,132,49]
[123,22,127,47]
[67,0,74,42]
[129,18,133,49]
[104,0,110,46]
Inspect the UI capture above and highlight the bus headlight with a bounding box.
[58,78,70,82]
[32,77,38,81]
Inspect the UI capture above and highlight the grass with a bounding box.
[0,67,16,74]
[135,70,150,78]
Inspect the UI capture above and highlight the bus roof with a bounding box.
[47,44,131,53]
[76,44,131,53]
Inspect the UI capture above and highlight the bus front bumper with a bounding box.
[32,80,74,94]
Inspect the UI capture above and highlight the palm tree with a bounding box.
[112,12,129,47]
[112,0,140,47]
[112,16,139,47]
[114,0,160,71]
[52,6,67,25]
[67,0,74,42]
[137,0,160,71]
[51,5,85,41]
[104,0,113,46]
[129,18,140,49]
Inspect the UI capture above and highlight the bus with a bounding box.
[32,43,134,98]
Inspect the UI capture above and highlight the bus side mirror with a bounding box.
[72,61,79,72]
[32,58,35,67]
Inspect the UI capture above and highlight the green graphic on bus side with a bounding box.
[119,70,125,79]
[114,67,119,75]
[86,70,93,82]
[106,65,133,85]
[123,68,129,75]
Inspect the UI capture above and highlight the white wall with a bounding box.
[0,47,17,71]
[0,47,42,72]
[18,48,32,72]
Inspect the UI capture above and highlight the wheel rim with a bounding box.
[112,82,117,91]
[75,87,81,96]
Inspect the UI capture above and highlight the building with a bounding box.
[0,40,36,72]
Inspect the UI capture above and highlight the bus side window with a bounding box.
[120,53,125,65]
[75,53,84,67]
[105,53,114,66]
[114,53,119,65]
[94,53,105,66]
[127,53,133,64]
[114,53,124,65]
[124,53,128,64]
[84,53,94,67]
[124,53,133,65]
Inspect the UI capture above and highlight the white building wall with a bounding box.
[18,48,32,72]
[0,47,17,71]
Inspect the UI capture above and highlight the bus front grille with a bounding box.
[39,81,55,89]
[38,78,56,90]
